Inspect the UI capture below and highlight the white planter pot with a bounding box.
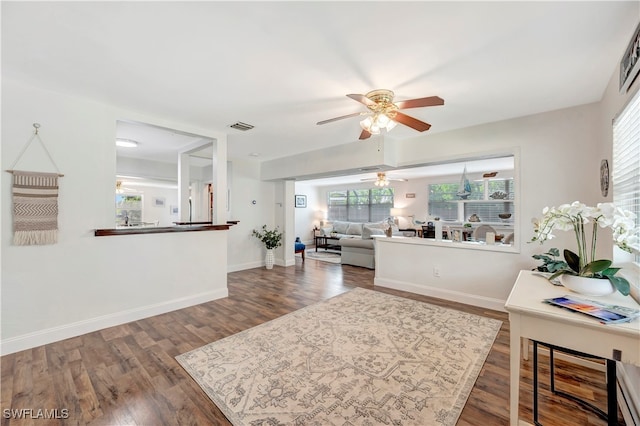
[265,249,274,270]
[560,274,615,297]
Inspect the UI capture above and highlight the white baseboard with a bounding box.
[1,288,228,356]
[228,258,302,271]
[228,261,263,272]
[374,277,506,312]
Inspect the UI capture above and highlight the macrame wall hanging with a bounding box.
[6,123,64,246]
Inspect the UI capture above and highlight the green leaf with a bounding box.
[548,248,560,257]
[563,250,580,273]
[606,275,631,296]
[547,261,568,272]
[601,267,621,277]
[581,259,612,275]
[532,254,552,262]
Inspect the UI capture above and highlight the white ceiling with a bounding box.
[3,2,638,179]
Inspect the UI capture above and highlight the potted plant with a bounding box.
[252,225,283,269]
[531,201,639,296]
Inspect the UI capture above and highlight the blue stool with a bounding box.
[295,242,306,261]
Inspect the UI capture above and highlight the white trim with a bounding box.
[0,288,228,356]
[374,276,506,312]
[228,261,263,272]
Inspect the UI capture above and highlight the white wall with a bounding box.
[293,182,321,245]
[1,78,229,355]
[226,159,278,272]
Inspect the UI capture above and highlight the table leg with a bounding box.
[509,315,521,425]
[606,359,617,426]
[533,341,540,426]
[536,342,615,425]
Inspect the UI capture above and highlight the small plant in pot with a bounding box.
[252,225,283,249]
[252,225,283,269]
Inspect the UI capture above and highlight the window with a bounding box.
[116,194,142,226]
[429,178,514,223]
[613,89,640,263]
[327,188,394,222]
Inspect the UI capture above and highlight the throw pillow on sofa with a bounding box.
[332,221,349,234]
[362,226,385,239]
[346,222,364,235]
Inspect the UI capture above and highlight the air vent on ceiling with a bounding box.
[359,167,381,171]
[229,122,255,131]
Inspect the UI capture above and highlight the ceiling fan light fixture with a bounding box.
[360,113,395,135]
[374,172,389,187]
[377,113,390,127]
[360,116,373,131]
[385,119,397,131]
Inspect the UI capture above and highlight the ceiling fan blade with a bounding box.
[347,94,377,107]
[395,96,444,110]
[359,129,372,140]
[317,111,365,125]
[393,111,431,132]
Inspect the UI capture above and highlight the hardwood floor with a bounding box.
[1,259,623,425]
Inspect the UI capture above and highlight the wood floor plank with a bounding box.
[0,260,626,425]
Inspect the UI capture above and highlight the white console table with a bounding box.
[505,270,640,425]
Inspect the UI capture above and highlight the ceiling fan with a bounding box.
[361,172,407,187]
[317,89,444,140]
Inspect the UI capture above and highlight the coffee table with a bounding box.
[314,235,341,251]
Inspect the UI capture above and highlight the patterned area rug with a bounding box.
[306,250,341,263]
[176,288,501,425]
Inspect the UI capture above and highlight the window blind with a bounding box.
[612,89,640,263]
[327,188,394,222]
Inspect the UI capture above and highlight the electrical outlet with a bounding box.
[433,267,441,277]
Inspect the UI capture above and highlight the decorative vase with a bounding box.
[560,274,615,297]
[265,248,274,270]
[385,227,393,237]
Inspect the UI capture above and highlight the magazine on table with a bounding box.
[543,295,640,324]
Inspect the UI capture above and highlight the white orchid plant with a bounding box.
[531,201,639,295]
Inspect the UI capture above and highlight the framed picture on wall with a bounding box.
[153,197,165,207]
[295,194,307,208]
